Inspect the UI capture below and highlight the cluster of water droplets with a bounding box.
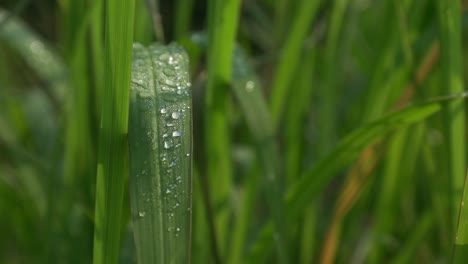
[152,44,192,237]
[131,44,155,98]
[151,44,191,99]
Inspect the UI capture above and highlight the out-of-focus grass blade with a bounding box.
[92,0,135,263]
[0,9,67,103]
[454,169,468,262]
[269,0,321,127]
[174,0,194,40]
[231,47,289,263]
[205,0,241,257]
[436,0,466,244]
[390,212,433,264]
[144,0,165,42]
[369,125,424,262]
[128,43,192,264]
[134,0,153,45]
[319,0,349,153]
[248,96,461,261]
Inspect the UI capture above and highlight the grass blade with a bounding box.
[0,9,67,103]
[128,43,192,264]
[92,0,135,263]
[319,0,349,152]
[174,0,194,40]
[436,0,466,247]
[454,169,468,262]
[205,0,241,257]
[144,0,165,42]
[269,0,321,127]
[231,47,289,263]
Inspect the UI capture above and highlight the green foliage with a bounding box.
[128,43,192,264]
[1,0,468,263]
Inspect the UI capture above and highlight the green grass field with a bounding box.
[1,0,468,263]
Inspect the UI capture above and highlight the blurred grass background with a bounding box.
[1,0,468,263]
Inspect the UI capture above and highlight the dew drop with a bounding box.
[160,108,167,114]
[245,80,255,92]
[164,140,173,149]
[138,211,146,218]
[162,78,176,87]
[168,56,176,65]
[172,130,181,137]
[172,111,180,119]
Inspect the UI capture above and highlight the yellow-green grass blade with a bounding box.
[205,0,241,257]
[92,0,135,263]
[128,43,192,264]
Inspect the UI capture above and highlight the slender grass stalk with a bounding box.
[174,0,194,40]
[128,43,192,264]
[89,0,104,122]
[231,47,289,263]
[454,169,468,262]
[134,0,154,45]
[369,124,425,262]
[92,0,135,263]
[62,1,97,262]
[192,166,211,264]
[319,0,349,153]
[144,0,165,42]
[269,0,320,127]
[228,165,258,264]
[205,0,240,257]
[281,45,316,264]
[436,0,466,242]
[360,0,411,124]
[284,45,315,183]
